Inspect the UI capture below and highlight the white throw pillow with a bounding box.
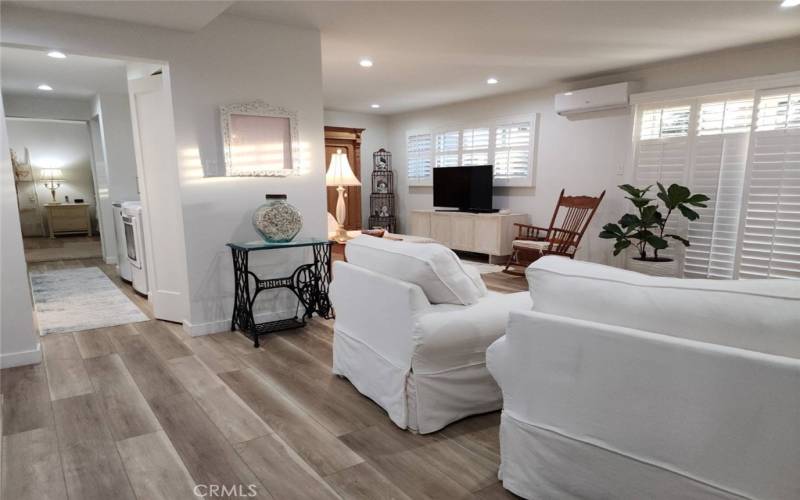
[345,235,483,305]
[463,264,489,297]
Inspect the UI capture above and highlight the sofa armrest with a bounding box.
[412,291,531,374]
[500,310,800,500]
[486,335,509,389]
[330,261,431,369]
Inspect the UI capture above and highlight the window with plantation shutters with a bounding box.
[738,89,800,279]
[634,85,800,280]
[639,105,691,140]
[684,97,753,279]
[461,127,490,166]
[494,122,532,180]
[634,104,692,262]
[406,114,537,186]
[434,130,460,168]
[407,132,432,182]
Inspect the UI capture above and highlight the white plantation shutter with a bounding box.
[639,105,691,140]
[461,127,490,165]
[633,105,692,262]
[738,89,800,279]
[434,130,460,168]
[407,132,432,182]
[697,98,754,136]
[494,122,532,179]
[684,97,753,278]
[406,115,536,186]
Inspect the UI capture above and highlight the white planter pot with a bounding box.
[627,257,679,277]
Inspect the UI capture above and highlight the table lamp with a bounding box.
[325,149,361,242]
[40,168,64,202]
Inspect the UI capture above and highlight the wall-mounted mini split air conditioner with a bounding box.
[554,82,636,117]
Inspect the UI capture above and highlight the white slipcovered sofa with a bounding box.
[330,235,531,433]
[487,256,800,500]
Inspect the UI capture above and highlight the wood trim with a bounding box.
[325,127,364,230]
[324,127,364,142]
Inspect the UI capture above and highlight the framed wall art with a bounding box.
[220,100,301,177]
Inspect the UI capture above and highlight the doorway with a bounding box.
[9,117,103,264]
[2,45,185,338]
[325,126,363,230]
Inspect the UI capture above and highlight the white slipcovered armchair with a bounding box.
[488,256,800,500]
[330,235,530,433]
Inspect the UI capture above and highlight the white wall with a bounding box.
[3,93,92,121]
[323,110,390,226]
[2,5,328,334]
[388,39,800,265]
[6,118,99,234]
[0,95,40,368]
[91,92,140,262]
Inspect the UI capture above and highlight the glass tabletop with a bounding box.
[226,237,332,251]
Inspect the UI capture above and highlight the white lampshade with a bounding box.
[40,168,64,180]
[325,149,361,187]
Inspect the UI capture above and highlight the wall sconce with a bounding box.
[40,168,64,202]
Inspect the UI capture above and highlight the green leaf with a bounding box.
[667,184,691,205]
[666,234,690,247]
[656,182,670,206]
[618,184,645,198]
[640,206,661,226]
[627,196,652,209]
[686,194,710,207]
[619,213,640,229]
[599,223,624,239]
[612,239,631,256]
[644,234,668,250]
[678,204,700,221]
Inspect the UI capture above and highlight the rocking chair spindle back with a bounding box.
[504,189,605,275]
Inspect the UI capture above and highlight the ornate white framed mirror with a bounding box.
[220,100,300,177]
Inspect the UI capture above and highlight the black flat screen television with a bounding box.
[433,165,495,212]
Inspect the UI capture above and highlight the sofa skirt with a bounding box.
[498,412,750,500]
[333,326,502,434]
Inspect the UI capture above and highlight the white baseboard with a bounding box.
[0,343,42,368]
[183,309,298,337]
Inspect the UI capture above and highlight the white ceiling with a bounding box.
[1,46,130,98]
[229,1,800,114]
[10,1,234,32]
[4,1,800,114]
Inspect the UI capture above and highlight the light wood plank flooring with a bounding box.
[24,236,102,264]
[2,259,526,500]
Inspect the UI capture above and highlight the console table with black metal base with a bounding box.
[227,238,333,348]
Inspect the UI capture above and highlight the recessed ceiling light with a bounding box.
[37,84,53,91]
[487,77,499,85]
[371,104,380,109]
[564,92,574,96]
[47,50,66,59]
[359,58,373,68]
[781,0,800,7]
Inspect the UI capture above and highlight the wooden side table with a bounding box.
[226,238,333,348]
[45,203,92,238]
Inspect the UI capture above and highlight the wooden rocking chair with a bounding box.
[503,189,605,276]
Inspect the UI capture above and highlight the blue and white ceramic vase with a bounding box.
[252,194,303,243]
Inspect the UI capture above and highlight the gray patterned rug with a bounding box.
[30,267,148,335]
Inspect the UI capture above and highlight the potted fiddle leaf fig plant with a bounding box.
[599,183,709,276]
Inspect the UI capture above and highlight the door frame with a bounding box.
[127,72,190,323]
[325,126,364,230]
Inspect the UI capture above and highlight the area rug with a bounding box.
[29,267,148,335]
